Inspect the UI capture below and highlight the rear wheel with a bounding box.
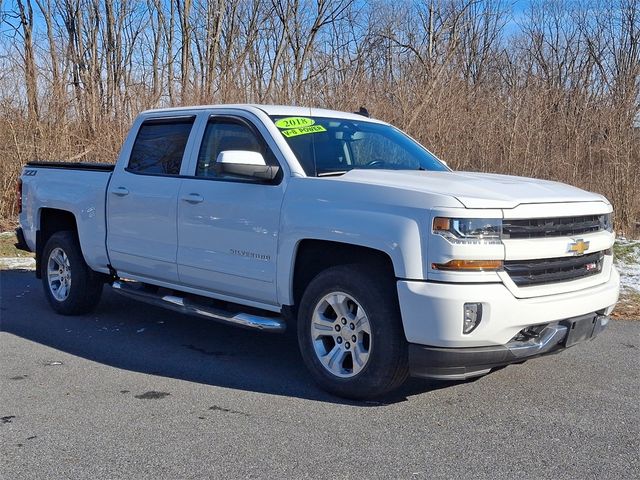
[41,231,104,315]
[297,264,409,399]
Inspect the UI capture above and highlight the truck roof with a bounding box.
[139,104,388,124]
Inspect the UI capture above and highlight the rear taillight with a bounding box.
[17,178,22,213]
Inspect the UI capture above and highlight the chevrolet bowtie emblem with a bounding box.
[568,239,590,255]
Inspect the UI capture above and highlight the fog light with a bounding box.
[463,303,482,334]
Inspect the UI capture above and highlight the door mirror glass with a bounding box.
[215,150,280,181]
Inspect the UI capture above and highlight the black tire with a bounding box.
[41,231,104,315]
[297,264,409,399]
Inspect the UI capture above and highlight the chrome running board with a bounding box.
[111,281,286,333]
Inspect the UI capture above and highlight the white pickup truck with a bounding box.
[17,104,620,399]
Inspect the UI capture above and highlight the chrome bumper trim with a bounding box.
[506,323,568,358]
[506,315,610,358]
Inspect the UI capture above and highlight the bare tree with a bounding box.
[0,0,638,233]
[16,0,39,122]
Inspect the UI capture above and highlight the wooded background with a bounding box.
[1,0,638,232]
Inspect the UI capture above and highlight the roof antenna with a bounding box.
[355,106,370,118]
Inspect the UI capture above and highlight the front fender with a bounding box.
[276,177,464,306]
[277,209,426,306]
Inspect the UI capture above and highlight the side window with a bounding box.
[128,118,195,175]
[196,119,277,178]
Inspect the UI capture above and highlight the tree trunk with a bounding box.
[17,0,39,122]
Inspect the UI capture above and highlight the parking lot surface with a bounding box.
[1,270,638,479]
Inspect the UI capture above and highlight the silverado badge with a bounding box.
[568,239,590,256]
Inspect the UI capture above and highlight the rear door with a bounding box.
[176,113,285,305]
[107,116,197,282]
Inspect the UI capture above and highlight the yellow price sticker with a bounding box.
[275,117,315,129]
[280,125,327,138]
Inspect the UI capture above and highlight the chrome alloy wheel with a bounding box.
[47,247,72,301]
[310,292,372,378]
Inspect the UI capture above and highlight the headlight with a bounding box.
[433,217,502,244]
[601,213,613,232]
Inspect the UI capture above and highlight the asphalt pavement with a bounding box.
[1,269,638,479]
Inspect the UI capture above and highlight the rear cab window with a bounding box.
[127,117,195,175]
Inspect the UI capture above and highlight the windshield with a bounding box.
[270,116,448,176]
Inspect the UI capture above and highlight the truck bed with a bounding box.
[20,163,114,274]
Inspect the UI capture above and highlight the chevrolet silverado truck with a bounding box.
[16,105,620,399]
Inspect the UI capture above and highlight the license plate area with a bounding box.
[562,315,598,347]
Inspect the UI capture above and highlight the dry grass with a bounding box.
[612,290,640,320]
[0,231,33,258]
[0,0,638,231]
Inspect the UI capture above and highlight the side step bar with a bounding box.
[111,281,286,333]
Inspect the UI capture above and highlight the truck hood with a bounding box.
[337,170,607,209]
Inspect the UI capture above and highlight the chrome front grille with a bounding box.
[504,251,604,287]
[502,214,607,239]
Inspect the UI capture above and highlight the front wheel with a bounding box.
[297,264,409,399]
[41,231,104,315]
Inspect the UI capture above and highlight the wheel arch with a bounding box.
[287,239,397,310]
[36,208,79,278]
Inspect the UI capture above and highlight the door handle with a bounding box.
[181,193,204,204]
[112,186,129,197]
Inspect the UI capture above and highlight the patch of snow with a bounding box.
[0,257,36,270]
[619,263,640,292]
[615,239,640,294]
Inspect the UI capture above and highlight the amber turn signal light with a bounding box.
[432,259,503,271]
[432,217,450,231]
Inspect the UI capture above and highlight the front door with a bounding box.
[177,115,284,305]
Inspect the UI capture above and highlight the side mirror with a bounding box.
[215,150,280,181]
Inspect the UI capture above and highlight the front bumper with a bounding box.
[409,313,609,379]
[397,266,619,347]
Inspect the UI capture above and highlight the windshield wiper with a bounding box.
[317,171,348,177]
